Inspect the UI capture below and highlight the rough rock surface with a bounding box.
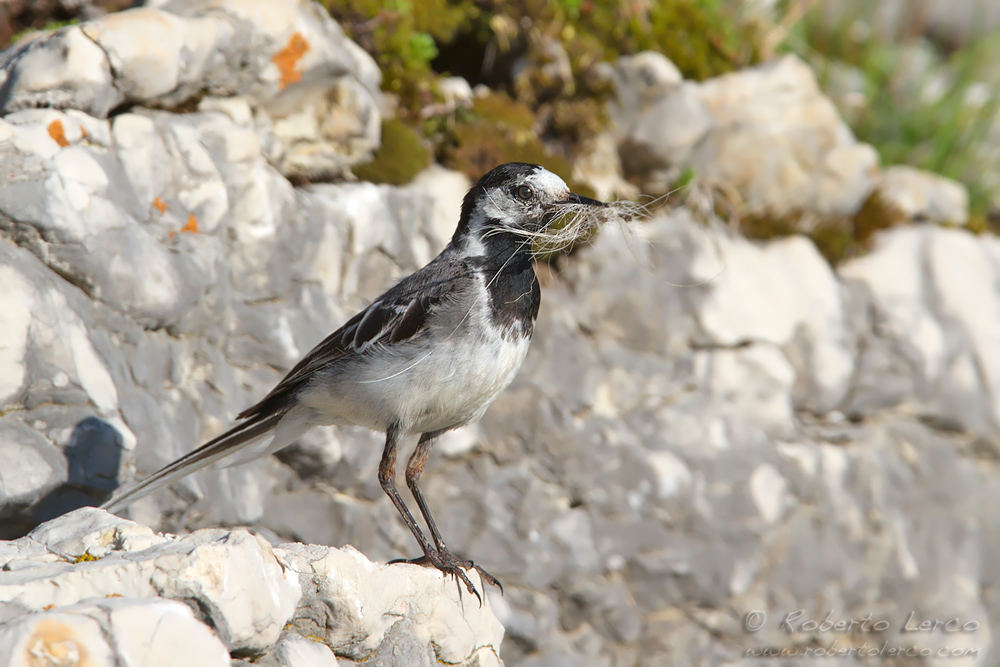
[0,0,382,180]
[611,52,880,217]
[0,598,232,667]
[0,1,134,51]
[877,164,970,223]
[609,50,974,226]
[0,2,997,666]
[0,508,503,666]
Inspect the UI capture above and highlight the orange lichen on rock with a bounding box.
[273,32,309,89]
[47,120,70,147]
[181,214,199,233]
[25,619,90,666]
[152,197,168,214]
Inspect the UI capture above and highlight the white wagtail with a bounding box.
[101,162,609,599]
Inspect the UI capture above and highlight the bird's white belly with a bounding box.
[302,329,531,435]
[400,331,530,432]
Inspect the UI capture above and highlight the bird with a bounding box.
[101,162,609,600]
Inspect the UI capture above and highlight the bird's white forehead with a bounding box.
[525,169,569,198]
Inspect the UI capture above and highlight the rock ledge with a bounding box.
[0,507,504,667]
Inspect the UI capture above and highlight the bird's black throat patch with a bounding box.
[473,227,540,337]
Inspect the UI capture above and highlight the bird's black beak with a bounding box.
[563,192,608,207]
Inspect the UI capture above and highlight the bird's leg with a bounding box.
[379,422,437,555]
[404,431,502,595]
[405,431,448,552]
[379,423,484,601]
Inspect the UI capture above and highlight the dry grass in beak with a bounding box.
[529,199,653,257]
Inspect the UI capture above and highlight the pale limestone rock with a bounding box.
[840,225,1000,434]
[276,543,504,666]
[411,165,471,253]
[615,54,880,218]
[0,509,505,666]
[2,508,302,654]
[619,81,710,182]
[80,8,220,104]
[3,2,1000,662]
[878,164,970,223]
[748,463,791,525]
[0,598,230,667]
[645,450,692,500]
[689,228,855,413]
[572,132,636,202]
[268,633,341,666]
[0,610,116,667]
[19,504,167,560]
[695,56,878,216]
[267,76,381,181]
[0,0,380,117]
[437,76,474,108]
[0,26,119,116]
[101,598,232,666]
[0,423,66,512]
[609,51,684,113]
[693,344,797,433]
[0,263,32,404]
[0,0,383,181]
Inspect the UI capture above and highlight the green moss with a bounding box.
[467,91,536,131]
[739,191,907,265]
[739,211,800,242]
[459,0,760,154]
[851,191,908,247]
[568,0,760,81]
[324,0,762,159]
[352,118,431,185]
[965,213,990,235]
[546,98,607,147]
[11,18,80,44]
[444,115,560,183]
[438,92,589,191]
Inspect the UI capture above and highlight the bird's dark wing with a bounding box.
[237,255,472,421]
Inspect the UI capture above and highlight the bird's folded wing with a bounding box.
[237,263,472,421]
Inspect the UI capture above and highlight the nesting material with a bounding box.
[522,199,652,256]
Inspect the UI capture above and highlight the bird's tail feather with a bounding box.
[101,413,283,514]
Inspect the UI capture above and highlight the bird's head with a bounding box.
[452,162,608,258]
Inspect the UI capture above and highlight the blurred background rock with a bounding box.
[1,0,1000,665]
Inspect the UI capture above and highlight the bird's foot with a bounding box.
[388,550,502,604]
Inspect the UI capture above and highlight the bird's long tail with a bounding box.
[101,413,283,514]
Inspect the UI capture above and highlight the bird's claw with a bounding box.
[388,550,502,605]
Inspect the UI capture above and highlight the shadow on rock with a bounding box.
[1,416,123,539]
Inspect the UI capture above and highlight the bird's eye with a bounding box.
[515,185,534,201]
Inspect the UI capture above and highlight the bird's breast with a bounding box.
[400,325,532,433]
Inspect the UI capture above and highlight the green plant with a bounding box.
[323,0,480,116]
[352,118,431,185]
[784,1,1000,225]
